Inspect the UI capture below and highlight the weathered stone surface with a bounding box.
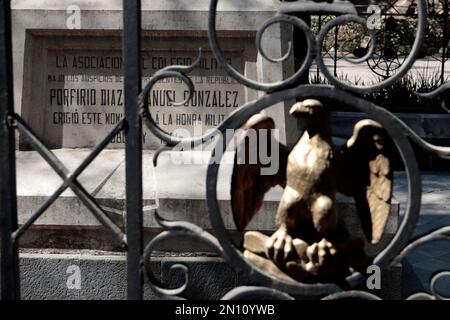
[243,250,295,282]
[13,0,296,149]
[20,31,254,149]
[16,149,399,236]
[13,250,405,300]
[16,148,124,197]
[243,231,269,255]
[19,251,160,300]
[161,257,237,300]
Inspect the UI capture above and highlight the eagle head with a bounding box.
[289,99,329,128]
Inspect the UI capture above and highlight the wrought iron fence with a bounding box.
[315,1,450,82]
[1,0,450,300]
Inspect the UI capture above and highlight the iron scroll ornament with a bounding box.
[206,85,421,298]
[142,85,450,299]
[208,0,426,94]
[140,0,450,300]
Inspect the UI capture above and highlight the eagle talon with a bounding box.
[232,100,393,282]
[266,228,295,264]
[304,239,337,271]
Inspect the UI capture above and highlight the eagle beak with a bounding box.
[289,102,312,118]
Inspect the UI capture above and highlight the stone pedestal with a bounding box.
[12,0,297,149]
[10,0,404,299]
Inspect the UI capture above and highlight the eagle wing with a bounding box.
[231,114,290,231]
[336,119,393,244]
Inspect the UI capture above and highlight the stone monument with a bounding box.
[12,0,297,243]
[14,0,297,150]
[11,0,402,299]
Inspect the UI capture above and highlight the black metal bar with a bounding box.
[12,118,126,242]
[0,0,20,300]
[333,25,338,77]
[12,116,126,245]
[123,0,143,300]
[317,15,322,79]
[442,0,448,84]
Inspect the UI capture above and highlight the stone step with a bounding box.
[16,148,399,257]
[15,249,401,300]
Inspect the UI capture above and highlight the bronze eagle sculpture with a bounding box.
[231,99,393,283]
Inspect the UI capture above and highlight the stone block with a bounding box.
[18,251,161,300]
[161,257,237,300]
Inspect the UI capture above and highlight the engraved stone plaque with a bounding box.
[20,30,257,149]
